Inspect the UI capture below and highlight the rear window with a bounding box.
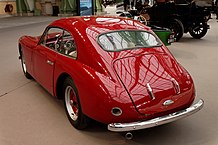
[98,30,162,52]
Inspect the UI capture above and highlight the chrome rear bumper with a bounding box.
[108,99,204,132]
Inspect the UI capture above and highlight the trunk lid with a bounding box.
[113,51,194,115]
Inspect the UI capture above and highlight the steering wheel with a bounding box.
[64,40,76,55]
[54,34,62,52]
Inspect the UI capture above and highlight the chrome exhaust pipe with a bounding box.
[125,132,133,140]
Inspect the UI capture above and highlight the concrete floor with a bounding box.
[0,16,218,145]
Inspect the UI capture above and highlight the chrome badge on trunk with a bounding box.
[163,100,174,106]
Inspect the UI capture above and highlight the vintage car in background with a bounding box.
[138,0,211,41]
[18,16,203,138]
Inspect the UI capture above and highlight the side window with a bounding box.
[40,27,77,59]
[41,27,63,51]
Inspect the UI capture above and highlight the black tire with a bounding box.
[189,22,208,39]
[168,19,184,42]
[20,48,32,79]
[63,77,89,129]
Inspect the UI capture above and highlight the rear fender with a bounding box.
[71,65,140,123]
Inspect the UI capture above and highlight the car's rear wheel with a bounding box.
[63,77,89,129]
[20,48,32,79]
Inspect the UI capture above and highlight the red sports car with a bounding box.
[18,16,204,133]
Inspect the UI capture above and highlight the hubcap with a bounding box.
[193,24,203,35]
[65,86,79,121]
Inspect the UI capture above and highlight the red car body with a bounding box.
[18,16,203,132]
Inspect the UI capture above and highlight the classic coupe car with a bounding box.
[19,16,204,134]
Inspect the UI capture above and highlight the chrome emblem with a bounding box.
[163,100,174,106]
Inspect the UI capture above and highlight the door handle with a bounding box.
[46,60,54,66]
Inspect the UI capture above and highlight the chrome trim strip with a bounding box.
[108,99,204,132]
[146,83,155,100]
[171,78,180,94]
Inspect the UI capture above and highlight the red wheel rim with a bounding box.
[65,86,79,121]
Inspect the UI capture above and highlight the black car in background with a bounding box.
[136,0,211,41]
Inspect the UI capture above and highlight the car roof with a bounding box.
[49,16,150,34]
[48,16,156,74]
